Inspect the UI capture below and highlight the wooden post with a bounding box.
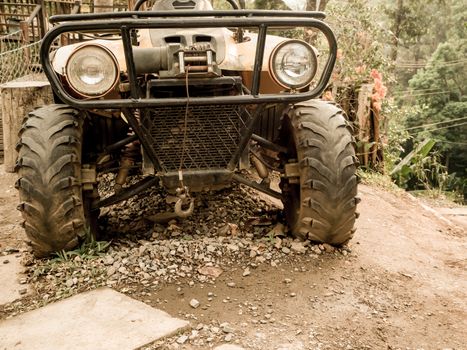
[19,20,30,61]
[95,0,114,13]
[356,84,374,168]
[37,0,47,38]
[0,79,53,172]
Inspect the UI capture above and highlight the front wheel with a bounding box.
[16,105,95,257]
[280,100,359,245]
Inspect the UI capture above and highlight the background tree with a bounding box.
[406,40,466,191]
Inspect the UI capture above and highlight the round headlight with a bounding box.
[269,40,318,89]
[65,44,119,98]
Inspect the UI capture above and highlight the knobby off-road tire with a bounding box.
[16,105,91,257]
[281,100,359,245]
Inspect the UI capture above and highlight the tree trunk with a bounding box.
[0,80,53,172]
[306,0,329,11]
[94,0,114,13]
[390,0,403,62]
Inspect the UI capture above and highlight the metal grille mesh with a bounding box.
[142,105,248,171]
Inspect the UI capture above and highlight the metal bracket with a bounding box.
[284,162,300,184]
[81,165,97,191]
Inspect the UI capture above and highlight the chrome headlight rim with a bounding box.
[269,39,318,90]
[65,43,119,98]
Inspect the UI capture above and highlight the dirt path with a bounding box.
[144,184,466,349]
[0,164,465,349]
[0,165,24,251]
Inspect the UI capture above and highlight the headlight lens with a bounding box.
[65,44,119,98]
[270,40,317,89]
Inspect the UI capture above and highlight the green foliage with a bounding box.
[325,0,391,85]
[385,1,434,49]
[407,38,467,193]
[52,229,110,262]
[391,139,453,194]
[379,0,466,199]
[356,168,401,192]
[390,139,436,181]
[382,101,412,172]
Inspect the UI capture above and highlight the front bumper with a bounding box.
[42,10,337,109]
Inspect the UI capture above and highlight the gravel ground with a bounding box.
[1,169,466,349]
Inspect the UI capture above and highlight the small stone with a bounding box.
[311,245,321,254]
[274,238,282,249]
[290,242,307,254]
[219,224,231,236]
[224,333,234,342]
[290,292,296,297]
[3,259,9,264]
[4,247,19,254]
[221,323,235,333]
[242,268,251,277]
[227,282,236,288]
[104,256,114,266]
[107,266,117,277]
[190,298,200,309]
[198,266,223,278]
[18,288,27,295]
[65,279,74,288]
[227,243,239,252]
[322,243,335,253]
[189,330,199,340]
[138,245,147,255]
[284,278,292,284]
[176,335,188,344]
[281,247,291,254]
[269,223,285,237]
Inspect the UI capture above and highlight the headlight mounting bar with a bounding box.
[41,11,337,109]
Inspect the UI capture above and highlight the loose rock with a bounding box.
[190,299,200,309]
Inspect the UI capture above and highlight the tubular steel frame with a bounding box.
[42,11,337,109]
[40,9,338,207]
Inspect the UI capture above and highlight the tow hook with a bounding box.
[174,186,195,218]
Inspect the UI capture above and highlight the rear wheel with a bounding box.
[280,100,359,245]
[16,104,95,257]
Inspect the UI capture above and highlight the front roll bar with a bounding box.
[41,12,337,110]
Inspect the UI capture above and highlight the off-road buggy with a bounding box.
[16,0,359,257]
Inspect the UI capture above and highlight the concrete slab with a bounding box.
[0,287,188,350]
[0,254,25,305]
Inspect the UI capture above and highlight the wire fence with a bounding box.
[0,34,42,85]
